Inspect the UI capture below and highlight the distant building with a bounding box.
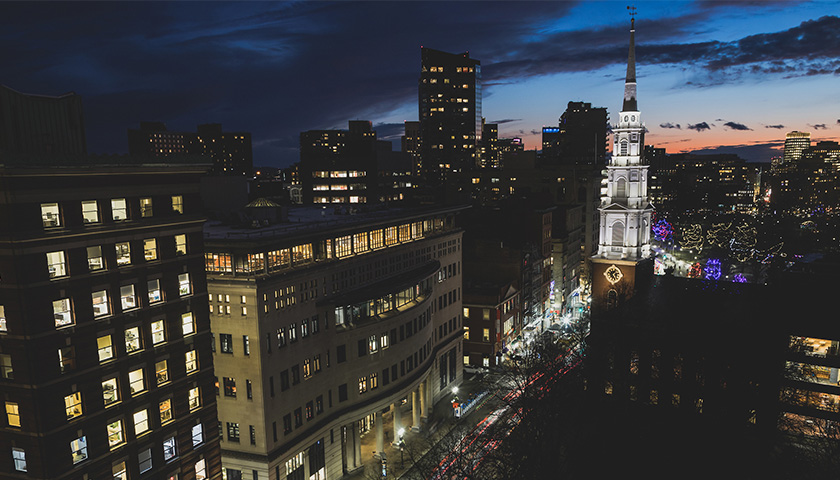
[418,47,481,188]
[128,122,253,176]
[463,282,520,368]
[652,153,755,216]
[478,119,499,168]
[402,120,421,177]
[783,131,811,165]
[558,101,609,167]
[0,84,86,157]
[541,126,561,162]
[0,157,221,479]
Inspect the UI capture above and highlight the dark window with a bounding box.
[272,422,277,441]
[220,334,233,353]
[401,360,405,376]
[246,379,253,399]
[392,364,398,380]
[294,408,302,427]
[280,370,290,391]
[337,345,346,364]
[316,395,323,414]
[306,401,314,420]
[312,315,320,334]
[224,377,237,397]
[283,414,292,434]
[251,425,257,445]
[269,376,275,397]
[292,365,300,385]
[390,328,397,345]
[227,422,240,442]
[358,339,366,358]
[383,368,390,386]
[400,325,405,341]
[338,384,348,402]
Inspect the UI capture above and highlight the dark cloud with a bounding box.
[810,123,829,130]
[723,121,752,131]
[660,122,681,129]
[685,140,784,162]
[687,122,712,132]
[837,119,840,124]
[765,124,786,129]
[490,119,523,124]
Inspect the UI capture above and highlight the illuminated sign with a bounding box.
[543,127,560,133]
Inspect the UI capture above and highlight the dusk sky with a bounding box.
[4,1,840,168]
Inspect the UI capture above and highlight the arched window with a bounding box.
[616,177,627,198]
[607,289,618,309]
[611,220,625,246]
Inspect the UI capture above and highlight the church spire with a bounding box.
[622,13,637,112]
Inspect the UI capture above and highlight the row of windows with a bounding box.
[40,196,183,228]
[268,315,322,351]
[47,234,188,280]
[50,276,191,330]
[6,392,202,471]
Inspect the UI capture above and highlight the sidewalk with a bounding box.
[345,373,487,479]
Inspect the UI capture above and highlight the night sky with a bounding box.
[4,1,840,168]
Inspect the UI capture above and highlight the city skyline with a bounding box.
[3,1,840,167]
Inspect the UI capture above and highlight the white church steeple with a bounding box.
[595,15,653,262]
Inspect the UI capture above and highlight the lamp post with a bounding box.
[398,427,405,468]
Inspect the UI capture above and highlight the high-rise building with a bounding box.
[558,101,609,167]
[418,48,481,186]
[203,204,467,479]
[783,131,811,165]
[0,84,87,157]
[590,17,654,313]
[402,120,421,177]
[128,122,253,176]
[478,119,499,168]
[0,157,221,479]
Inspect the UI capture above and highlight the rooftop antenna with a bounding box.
[627,5,636,27]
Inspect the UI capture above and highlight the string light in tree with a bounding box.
[703,258,722,280]
[733,274,747,283]
[652,219,674,242]
[680,224,704,251]
[687,262,703,278]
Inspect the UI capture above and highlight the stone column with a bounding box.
[426,376,434,418]
[352,420,363,468]
[419,380,428,422]
[392,401,402,445]
[375,410,384,458]
[411,389,421,432]
[303,448,311,479]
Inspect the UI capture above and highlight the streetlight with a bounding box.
[397,427,405,468]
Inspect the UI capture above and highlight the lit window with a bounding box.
[195,459,207,480]
[125,326,141,353]
[70,436,88,464]
[112,461,127,480]
[47,251,67,278]
[102,377,119,406]
[175,234,187,255]
[368,335,378,353]
[371,372,378,389]
[87,246,105,271]
[140,197,153,217]
[115,242,131,266]
[181,312,195,336]
[0,305,6,332]
[12,448,26,472]
[185,349,198,374]
[359,376,367,394]
[5,402,20,427]
[148,279,163,304]
[150,359,168,386]
[220,334,232,353]
[81,200,99,224]
[151,319,165,345]
[159,398,173,424]
[41,203,61,228]
[128,368,145,396]
[107,419,125,447]
[188,387,200,411]
[138,448,152,473]
[92,290,110,317]
[53,298,73,327]
[134,409,149,435]
[483,328,490,342]
[163,436,177,461]
[58,346,75,373]
[144,238,157,261]
[192,423,204,446]
[178,273,191,296]
[120,285,137,311]
[172,195,184,214]
[65,391,83,420]
[111,198,128,221]
[464,326,470,340]
[0,354,12,379]
[97,335,114,362]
